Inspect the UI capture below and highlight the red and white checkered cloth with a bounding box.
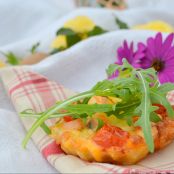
[1,67,174,174]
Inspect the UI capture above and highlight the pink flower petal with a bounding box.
[147,37,156,59]
[158,70,174,84]
[155,33,162,58]
[161,33,174,58]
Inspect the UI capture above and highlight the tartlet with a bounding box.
[51,96,174,165]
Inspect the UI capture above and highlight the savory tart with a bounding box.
[22,60,174,165]
[51,96,174,165]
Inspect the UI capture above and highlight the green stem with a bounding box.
[20,112,72,119]
[22,91,94,148]
[153,80,159,88]
[40,122,51,134]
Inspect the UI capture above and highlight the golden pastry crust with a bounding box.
[50,115,174,165]
[50,98,174,165]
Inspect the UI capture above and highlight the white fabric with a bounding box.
[0,0,174,173]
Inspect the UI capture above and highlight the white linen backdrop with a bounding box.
[0,0,174,173]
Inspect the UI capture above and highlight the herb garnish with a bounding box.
[21,59,174,153]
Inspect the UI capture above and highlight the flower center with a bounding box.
[152,59,165,72]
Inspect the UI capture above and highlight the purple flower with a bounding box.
[108,40,145,79]
[139,32,174,84]
[116,40,145,68]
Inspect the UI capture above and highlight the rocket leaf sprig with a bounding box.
[21,59,174,153]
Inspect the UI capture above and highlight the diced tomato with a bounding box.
[153,104,167,118]
[93,125,129,148]
[63,116,73,122]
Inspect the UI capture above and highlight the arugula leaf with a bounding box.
[157,83,174,94]
[150,90,174,118]
[106,59,134,79]
[92,80,114,91]
[87,26,107,37]
[106,64,120,76]
[150,112,161,123]
[115,17,129,29]
[96,118,104,130]
[40,122,51,134]
[22,91,94,148]
[64,104,115,115]
[135,71,154,153]
[21,59,174,153]
[20,109,72,119]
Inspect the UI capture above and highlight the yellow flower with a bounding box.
[0,60,6,67]
[51,35,67,49]
[133,20,174,33]
[64,16,95,33]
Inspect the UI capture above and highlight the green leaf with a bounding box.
[56,28,82,48]
[21,59,174,154]
[64,104,115,115]
[150,106,159,112]
[66,34,81,47]
[22,91,94,148]
[20,109,73,119]
[150,112,161,123]
[87,26,107,37]
[56,28,75,36]
[49,47,65,55]
[30,42,40,54]
[40,122,51,134]
[115,17,129,29]
[135,71,154,153]
[81,97,90,104]
[157,83,174,94]
[106,59,134,79]
[107,101,140,119]
[150,90,174,118]
[106,64,119,76]
[92,80,116,96]
[92,80,114,91]
[3,52,20,65]
[96,118,104,130]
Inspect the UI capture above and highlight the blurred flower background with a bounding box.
[1,0,174,67]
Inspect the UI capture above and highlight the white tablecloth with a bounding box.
[0,0,174,173]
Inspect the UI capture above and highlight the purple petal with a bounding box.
[161,33,174,58]
[134,53,145,61]
[108,70,119,80]
[163,46,174,61]
[139,57,152,69]
[117,47,124,64]
[164,58,174,68]
[158,70,174,84]
[158,72,169,84]
[130,42,134,52]
[137,42,146,52]
[123,40,129,52]
[117,40,135,65]
[154,33,162,58]
[146,49,154,61]
[147,37,156,59]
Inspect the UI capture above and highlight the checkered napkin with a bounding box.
[1,67,174,174]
